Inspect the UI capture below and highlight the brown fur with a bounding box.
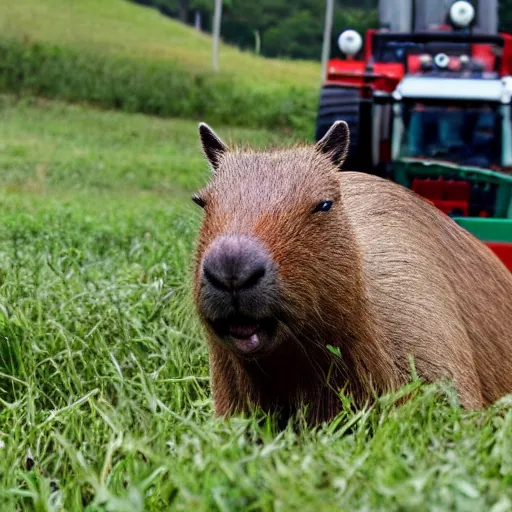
[192,122,512,425]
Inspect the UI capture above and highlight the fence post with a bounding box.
[320,0,334,81]
[212,0,223,71]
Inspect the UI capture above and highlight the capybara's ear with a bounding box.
[315,120,350,169]
[199,122,229,173]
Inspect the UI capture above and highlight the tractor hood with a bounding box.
[392,76,512,104]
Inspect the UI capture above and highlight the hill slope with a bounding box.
[0,0,320,89]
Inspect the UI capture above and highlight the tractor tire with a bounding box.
[315,85,361,170]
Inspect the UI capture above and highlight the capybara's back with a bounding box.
[192,120,512,424]
[340,170,512,408]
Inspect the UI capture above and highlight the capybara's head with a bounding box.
[192,121,352,359]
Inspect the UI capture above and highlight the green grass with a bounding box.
[0,0,320,135]
[0,96,293,196]
[0,0,319,88]
[1,96,512,511]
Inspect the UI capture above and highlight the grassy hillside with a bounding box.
[0,96,512,510]
[0,0,320,88]
[0,0,321,135]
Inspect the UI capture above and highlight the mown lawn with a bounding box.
[0,96,511,511]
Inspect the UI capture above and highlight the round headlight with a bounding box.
[450,1,475,28]
[338,30,363,57]
[434,53,450,68]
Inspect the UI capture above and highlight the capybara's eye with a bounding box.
[312,200,333,213]
[192,194,206,208]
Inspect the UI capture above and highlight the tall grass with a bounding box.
[0,96,511,511]
[0,39,317,136]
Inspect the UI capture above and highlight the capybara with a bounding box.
[192,120,512,425]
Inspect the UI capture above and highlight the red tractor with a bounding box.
[316,0,512,271]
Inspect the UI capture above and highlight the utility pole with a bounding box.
[194,10,202,31]
[320,0,334,81]
[212,0,223,71]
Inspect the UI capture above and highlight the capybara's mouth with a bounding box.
[208,315,277,355]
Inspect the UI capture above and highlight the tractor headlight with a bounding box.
[450,1,475,28]
[338,30,363,57]
[434,53,450,68]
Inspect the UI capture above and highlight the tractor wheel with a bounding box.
[315,85,360,170]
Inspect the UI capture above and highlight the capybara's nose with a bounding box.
[202,235,269,292]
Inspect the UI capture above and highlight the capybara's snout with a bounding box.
[197,234,281,355]
[202,234,269,294]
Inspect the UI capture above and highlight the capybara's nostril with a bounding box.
[238,264,266,290]
[203,263,230,291]
[202,235,270,292]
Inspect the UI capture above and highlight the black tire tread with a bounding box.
[315,85,361,169]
